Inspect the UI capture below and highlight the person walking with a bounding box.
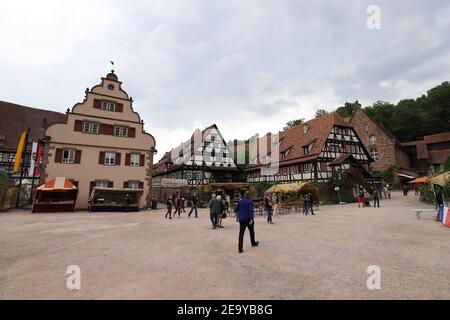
[303,193,309,215]
[165,196,173,219]
[124,193,131,212]
[188,193,198,218]
[181,196,186,212]
[226,194,231,214]
[264,196,273,224]
[173,195,182,218]
[307,192,315,215]
[387,185,391,199]
[216,195,224,228]
[235,191,259,254]
[358,188,365,208]
[272,193,279,217]
[208,194,221,229]
[373,189,380,208]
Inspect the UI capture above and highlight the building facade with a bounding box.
[245,112,373,184]
[153,124,239,187]
[401,132,450,176]
[42,71,156,209]
[0,101,66,178]
[347,104,414,185]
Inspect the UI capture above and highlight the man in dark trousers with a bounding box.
[235,191,259,254]
[373,188,381,208]
[209,194,221,229]
[188,193,198,218]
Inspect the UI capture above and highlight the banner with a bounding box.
[443,206,450,227]
[13,131,27,174]
[28,142,38,177]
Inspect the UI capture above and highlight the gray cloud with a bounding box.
[0,0,449,159]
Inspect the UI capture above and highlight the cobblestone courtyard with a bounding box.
[0,192,449,299]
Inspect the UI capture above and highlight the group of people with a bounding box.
[357,185,391,208]
[165,190,260,253]
[165,192,196,219]
[208,191,260,253]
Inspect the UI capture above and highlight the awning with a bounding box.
[398,173,416,179]
[408,177,429,184]
[36,177,77,191]
[265,182,318,195]
[430,172,450,186]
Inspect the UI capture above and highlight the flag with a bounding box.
[13,131,27,173]
[443,206,450,227]
[28,142,38,177]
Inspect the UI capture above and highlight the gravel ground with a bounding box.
[0,191,448,300]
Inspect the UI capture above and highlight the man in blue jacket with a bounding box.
[235,191,259,253]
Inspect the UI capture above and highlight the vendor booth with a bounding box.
[264,182,320,215]
[430,172,449,226]
[32,177,78,213]
[88,187,143,212]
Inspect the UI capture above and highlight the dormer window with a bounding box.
[303,146,309,155]
[102,101,116,112]
[281,148,291,159]
[303,125,309,134]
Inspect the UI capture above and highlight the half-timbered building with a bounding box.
[245,112,373,183]
[152,124,240,187]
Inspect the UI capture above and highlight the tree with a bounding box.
[336,101,360,118]
[362,81,450,142]
[283,118,304,130]
[315,109,328,118]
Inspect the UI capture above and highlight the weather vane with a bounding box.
[110,60,115,72]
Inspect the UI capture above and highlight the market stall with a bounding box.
[88,187,143,212]
[430,172,449,226]
[265,182,320,214]
[32,177,78,213]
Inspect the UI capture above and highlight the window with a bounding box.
[196,172,203,179]
[130,153,140,166]
[105,152,116,165]
[369,135,377,144]
[186,172,192,179]
[364,124,369,133]
[281,149,291,159]
[62,149,75,163]
[83,122,99,134]
[114,126,128,137]
[128,181,140,189]
[96,180,109,188]
[303,125,309,134]
[223,152,227,158]
[211,135,216,141]
[302,163,310,172]
[303,146,309,155]
[101,101,116,112]
[370,148,379,161]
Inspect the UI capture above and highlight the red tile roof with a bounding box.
[246,111,354,170]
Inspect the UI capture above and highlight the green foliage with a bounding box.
[419,166,450,204]
[372,165,395,184]
[444,155,450,172]
[0,172,15,211]
[283,118,305,130]
[315,109,328,118]
[363,81,450,142]
[253,181,275,198]
[336,101,360,118]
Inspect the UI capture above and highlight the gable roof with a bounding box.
[246,111,354,170]
[348,105,397,142]
[153,124,238,173]
[0,100,66,152]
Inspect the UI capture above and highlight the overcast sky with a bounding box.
[1,0,449,160]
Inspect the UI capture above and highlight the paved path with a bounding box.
[0,192,448,299]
